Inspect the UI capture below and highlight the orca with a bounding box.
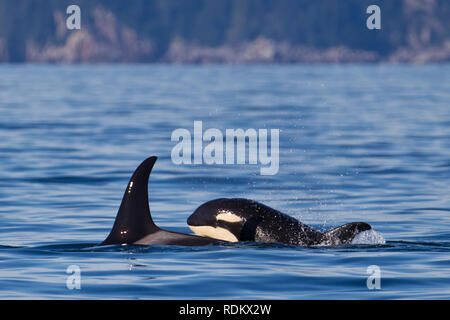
[187,198,372,246]
[100,156,217,246]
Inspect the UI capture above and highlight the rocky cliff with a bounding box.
[0,0,448,63]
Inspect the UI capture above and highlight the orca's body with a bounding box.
[101,156,216,246]
[187,198,371,246]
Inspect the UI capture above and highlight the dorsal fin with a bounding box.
[323,222,372,245]
[101,156,160,245]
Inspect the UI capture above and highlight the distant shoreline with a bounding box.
[2,2,449,65]
[1,61,449,65]
[6,36,448,65]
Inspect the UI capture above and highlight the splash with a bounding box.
[351,229,386,245]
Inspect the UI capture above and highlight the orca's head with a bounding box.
[187,199,247,242]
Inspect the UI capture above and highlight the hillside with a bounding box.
[0,0,449,63]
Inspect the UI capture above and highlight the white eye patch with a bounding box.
[216,211,243,223]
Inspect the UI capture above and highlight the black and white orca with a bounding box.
[101,156,217,246]
[187,198,372,246]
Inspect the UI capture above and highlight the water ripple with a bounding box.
[0,65,449,299]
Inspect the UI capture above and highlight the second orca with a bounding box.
[187,198,372,246]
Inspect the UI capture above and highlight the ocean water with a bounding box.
[0,64,448,299]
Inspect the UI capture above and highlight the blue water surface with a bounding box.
[0,64,449,299]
